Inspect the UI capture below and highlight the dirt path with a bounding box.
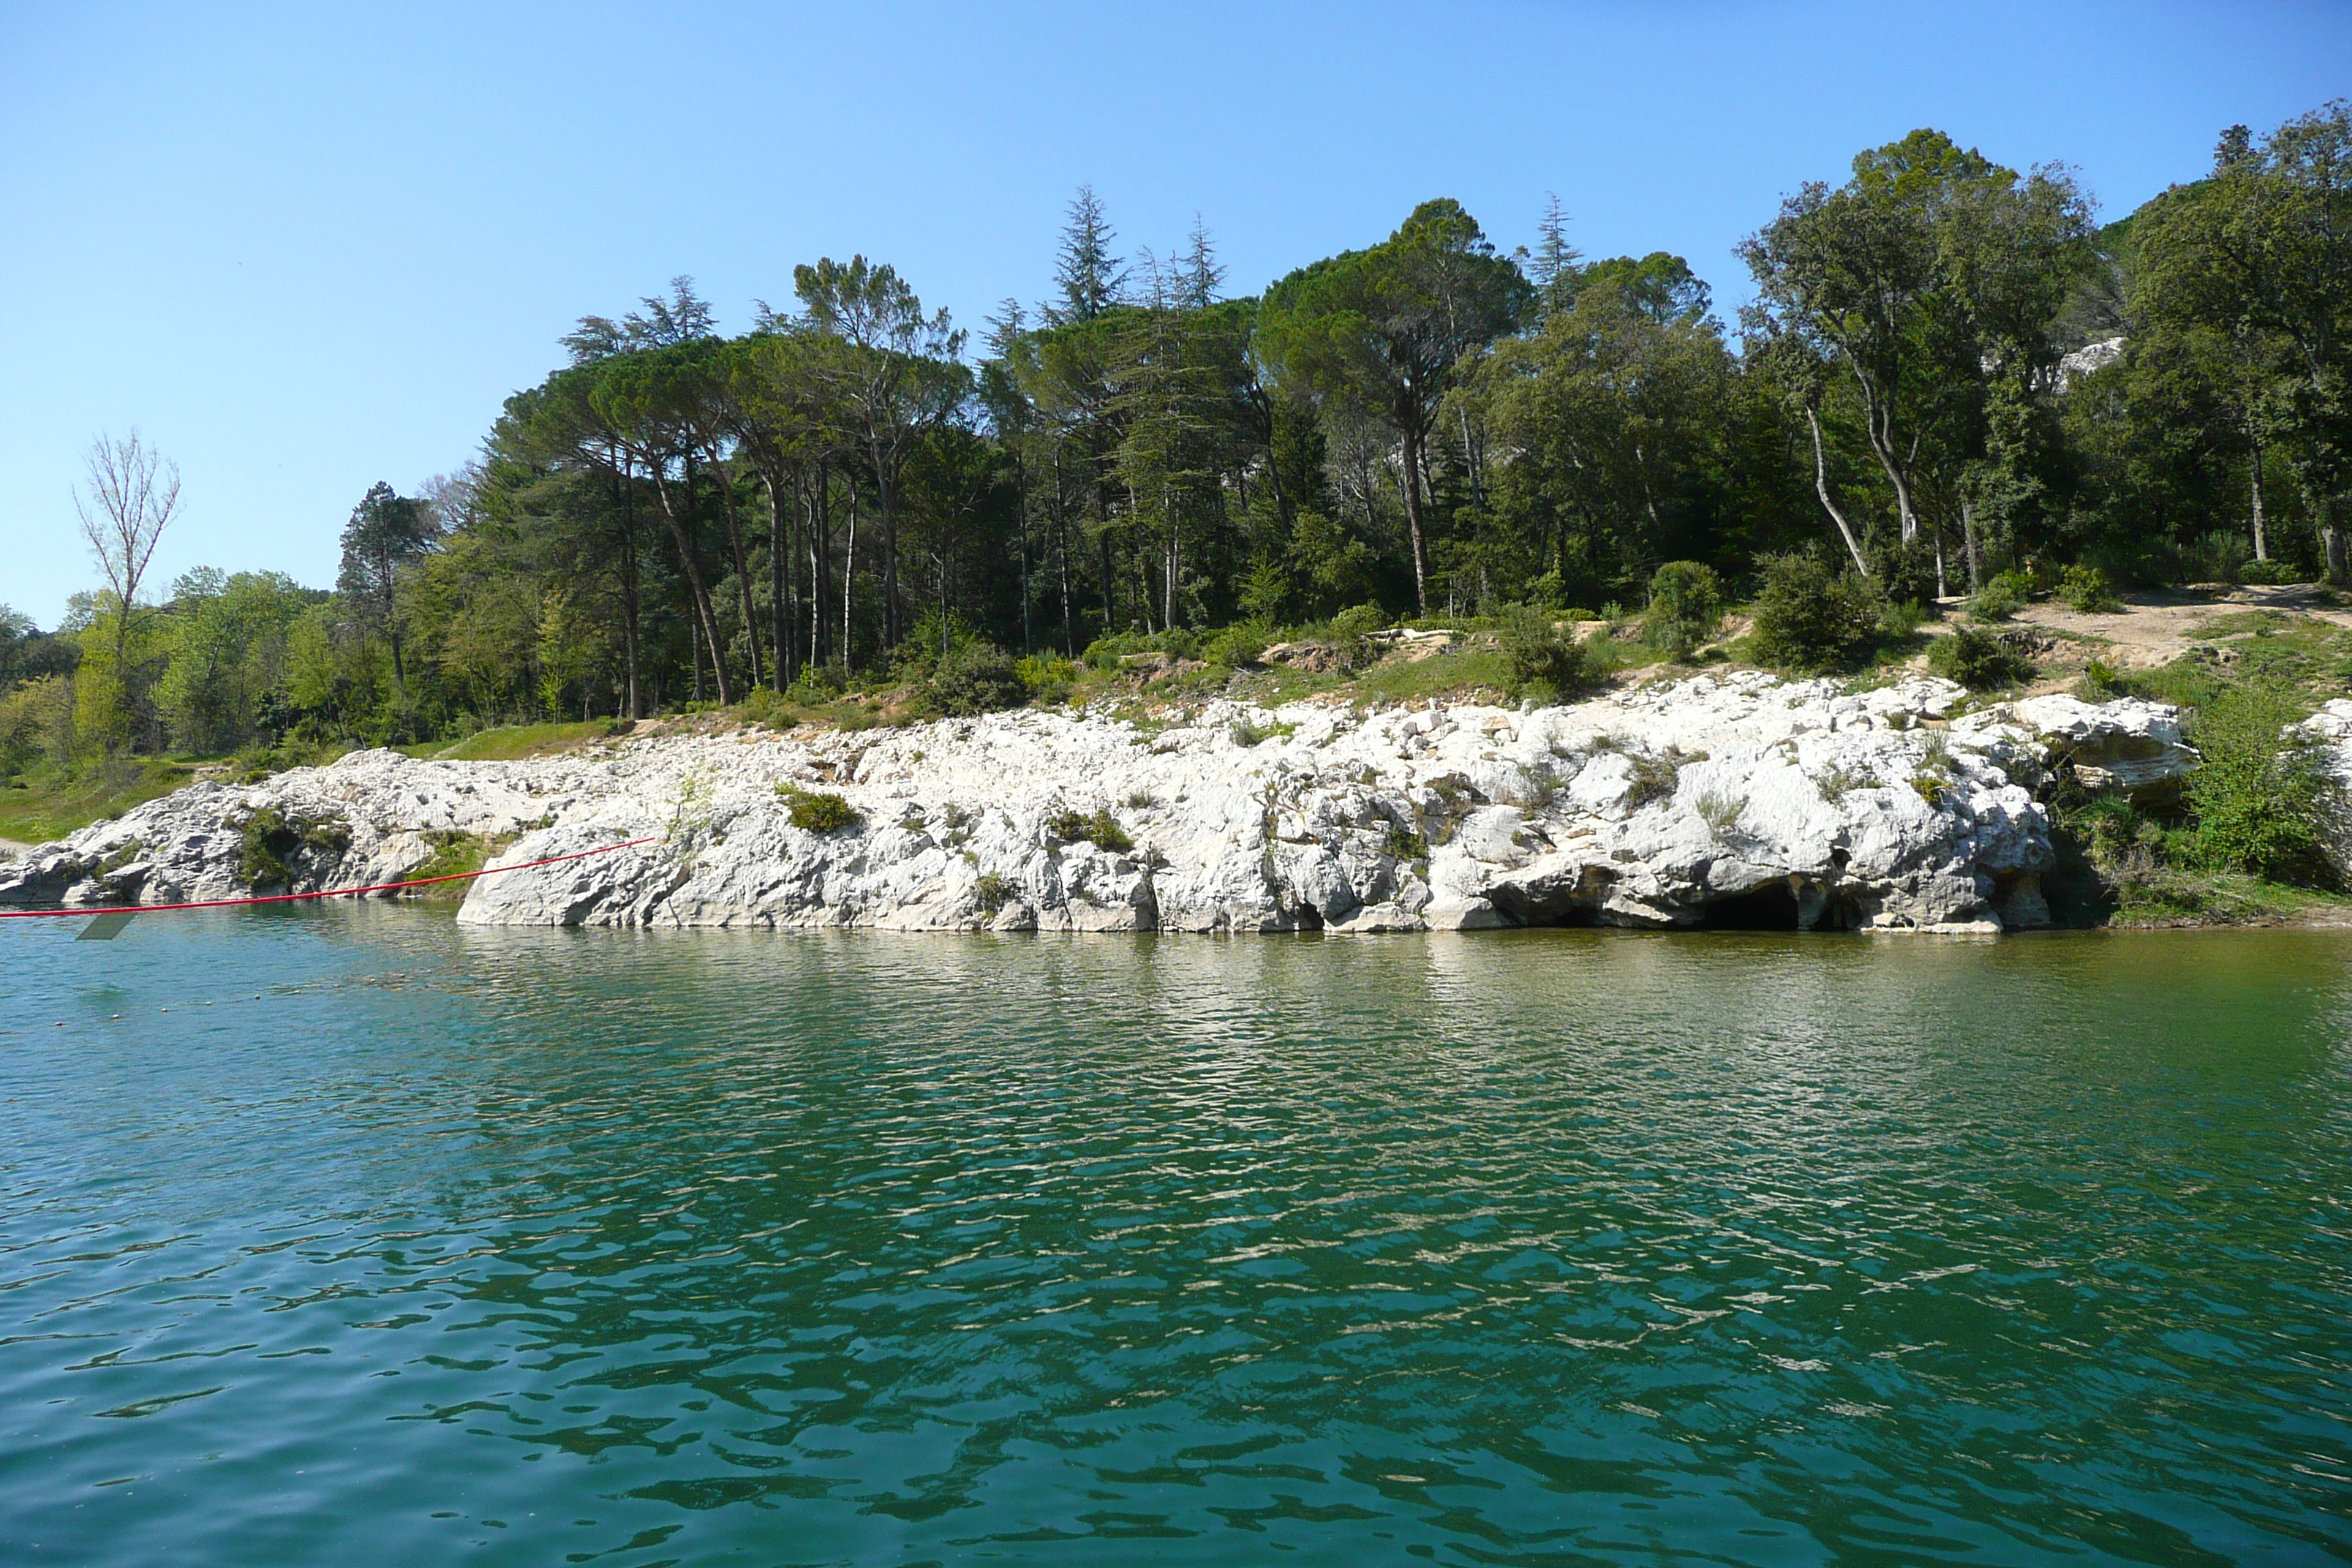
[2010,584,2352,671]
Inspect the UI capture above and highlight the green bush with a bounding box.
[973,870,1015,911]
[2057,565,2124,614]
[776,785,860,833]
[1043,807,1134,853]
[2237,556,2306,587]
[1014,655,1077,704]
[1323,603,1387,641]
[1496,604,1593,701]
[1747,553,1884,673]
[237,806,351,889]
[928,640,1026,716]
[2186,684,2342,886]
[1866,535,1940,616]
[1200,621,1273,668]
[1644,561,1724,659]
[1927,626,2036,690]
[1967,570,2034,622]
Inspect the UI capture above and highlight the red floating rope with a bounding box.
[0,836,659,919]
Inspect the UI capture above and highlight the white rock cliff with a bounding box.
[0,675,2211,935]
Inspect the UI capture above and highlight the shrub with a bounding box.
[2057,564,2124,614]
[1012,655,1077,706]
[776,785,861,833]
[1967,570,2034,622]
[929,640,1026,716]
[1496,604,1592,700]
[1624,749,1690,810]
[2075,658,2121,699]
[1043,807,1133,853]
[2186,684,2342,886]
[1927,626,2036,690]
[2237,556,2305,587]
[1644,561,1724,658]
[237,806,350,889]
[1747,552,1883,673]
[1383,823,1427,862]
[973,871,1014,911]
[1200,621,1273,668]
[1866,535,1940,617]
[1324,603,1387,641]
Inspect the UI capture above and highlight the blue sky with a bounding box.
[4,0,2346,625]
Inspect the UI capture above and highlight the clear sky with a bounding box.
[4,0,2346,626]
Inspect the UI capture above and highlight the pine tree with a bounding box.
[1051,185,1126,324]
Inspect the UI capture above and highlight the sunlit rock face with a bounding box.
[0,676,2205,935]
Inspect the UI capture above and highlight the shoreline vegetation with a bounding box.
[7,104,2352,930]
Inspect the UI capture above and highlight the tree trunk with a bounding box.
[872,443,900,651]
[1400,423,1431,614]
[2326,504,2346,587]
[1960,496,1983,594]
[842,473,858,669]
[647,465,733,706]
[2250,439,2269,561]
[710,457,764,691]
[1806,410,1873,576]
[1859,393,1920,543]
[764,471,789,691]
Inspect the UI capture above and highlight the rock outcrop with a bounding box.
[0,675,2212,935]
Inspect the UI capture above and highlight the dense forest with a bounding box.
[5,103,2349,776]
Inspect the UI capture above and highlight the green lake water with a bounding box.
[1,912,2347,1565]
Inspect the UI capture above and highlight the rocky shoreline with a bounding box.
[0,673,2239,935]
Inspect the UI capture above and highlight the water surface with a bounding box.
[3,913,2348,1564]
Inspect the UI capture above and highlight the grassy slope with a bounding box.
[0,758,210,845]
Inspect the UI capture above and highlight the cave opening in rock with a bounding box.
[1695,881,1804,931]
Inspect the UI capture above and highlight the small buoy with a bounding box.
[53,1022,65,1028]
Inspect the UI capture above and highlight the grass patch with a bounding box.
[408,829,504,901]
[0,758,208,845]
[417,720,624,762]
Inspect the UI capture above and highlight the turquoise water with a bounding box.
[1,912,2348,1565]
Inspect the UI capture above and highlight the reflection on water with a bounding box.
[3,911,2349,1565]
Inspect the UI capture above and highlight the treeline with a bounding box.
[5,103,2348,767]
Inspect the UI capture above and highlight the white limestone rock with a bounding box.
[0,675,2213,935]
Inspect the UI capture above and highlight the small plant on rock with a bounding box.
[776,784,861,833]
[1044,807,1134,853]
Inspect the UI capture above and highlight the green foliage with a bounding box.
[1229,715,1297,747]
[1382,823,1427,862]
[928,639,1025,716]
[2057,564,2124,614]
[1496,605,1593,700]
[1644,561,1724,658]
[1043,807,1133,853]
[2236,557,2305,586]
[1747,554,1883,673]
[1927,626,2036,690]
[237,805,351,889]
[2185,684,2341,886]
[1199,622,1273,668]
[973,871,1015,912]
[411,829,494,901]
[1967,570,2035,622]
[775,784,861,833]
[1624,747,1699,810]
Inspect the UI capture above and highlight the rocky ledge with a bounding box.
[0,674,2229,935]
